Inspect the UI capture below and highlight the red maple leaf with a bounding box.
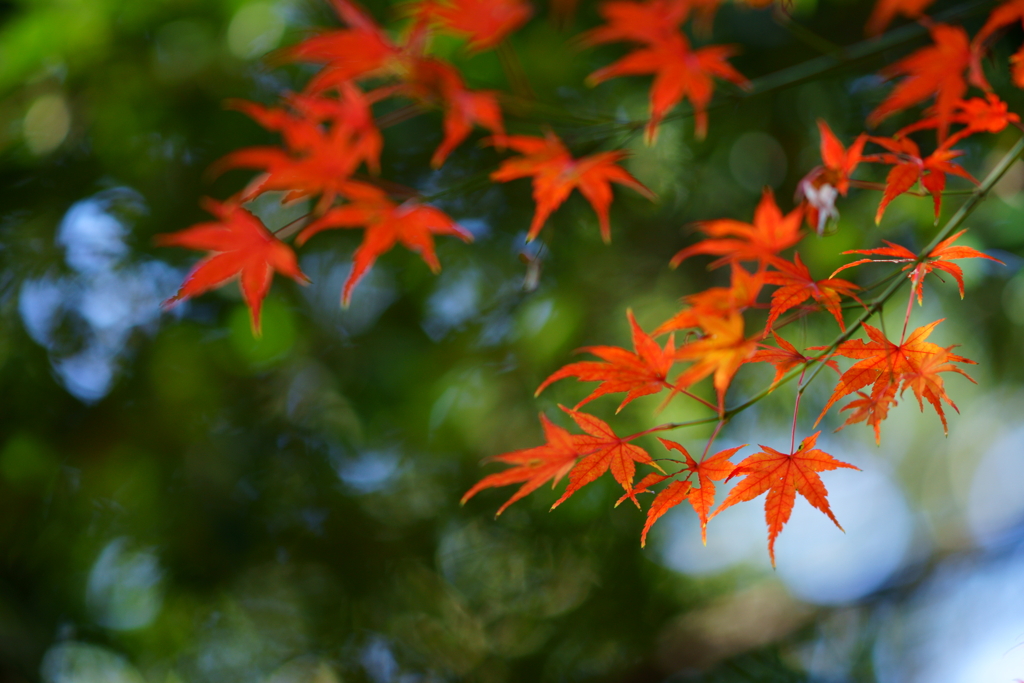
[861,135,977,223]
[213,95,381,212]
[461,412,582,515]
[899,345,976,435]
[762,253,862,333]
[797,120,866,234]
[535,310,675,412]
[714,432,858,566]
[586,31,750,142]
[865,0,936,36]
[834,381,899,445]
[654,264,763,335]
[156,199,309,334]
[867,23,971,142]
[811,320,976,440]
[488,131,654,242]
[278,0,417,91]
[832,229,1003,303]
[582,0,691,48]
[970,0,1024,90]
[673,313,759,411]
[896,95,1021,147]
[657,440,746,544]
[670,189,804,270]
[415,0,532,52]
[746,332,838,386]
[552,407,663,508]
[404,57,505,168]
[296,183,472,305]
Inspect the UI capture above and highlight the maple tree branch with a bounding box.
[794,134,1024,395]
[655,134,1024,431]
[790,367,808,454]
[848,179,976,197]
[583,0,998,143]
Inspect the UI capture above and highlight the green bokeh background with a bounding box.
[2,0,1024,681]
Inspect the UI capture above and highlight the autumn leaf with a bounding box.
[861,135,977,223]
[970,0,1024,90]
[296,183,472,305]
[277,0,415,91]
[658,439,746,544]
[552,407,663,508]
[213,94,382,212]
[714,432,858,566]
[615,472,668,509]
[899,345,976,435]
[811,320,976,440]
[405,57,505,167]
[461,412,582,515]
[156,199,309,334]
[673,313,759,411]
[746,332,838,386]
[867,23,971,142]
[896,94,1021,147]
[834,381,899,445]
[865,0,936,36]
[488,131,655,242]
[535,309,676,412]
[640,480,691,547]
[798,120,866,234]
[586,31,750,142]
[581,0,691,48]
[762,252,862,333]
[414,0,532,52]
[670,188,804,270]
[654,264,763,336]
[832,229,1003,303]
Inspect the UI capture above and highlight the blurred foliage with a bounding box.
[3,0,1024,682]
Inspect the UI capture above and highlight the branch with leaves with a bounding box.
[152,0,1023,565]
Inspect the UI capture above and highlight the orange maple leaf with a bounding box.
[552,407,664,508]
[714,432,858,566]
[535,310,676,412]
[587,31,750,142]
[673,313,759,411]
[405,57,505,167]
[896,95,1021,147]
[762,253,862,333]
[834,381,899,445]
[867,23,971,142]
[812,320,976,440]
[670,189,804,270]
[638,479,691,547]
[861,135,977,223]
[832,229,1003,303]
[798,120,867,234]
[899,345,976,435]
[277,0,416,91]
[296,184,472,305]
[461,412,582,515]
[970,0,1024,90]
[745,332,838,386]
[213,95,381,212]
[654,264,763,336]
[488,131,655,243]
[414,0,532,52]
[581,0,691,48]
[156,199,309,334]
[615,471,670,509]
[865,0,936,36]
[657,440,746,544]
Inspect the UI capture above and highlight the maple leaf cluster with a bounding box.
[463,0,1023,562]
[150,0,1024,565]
